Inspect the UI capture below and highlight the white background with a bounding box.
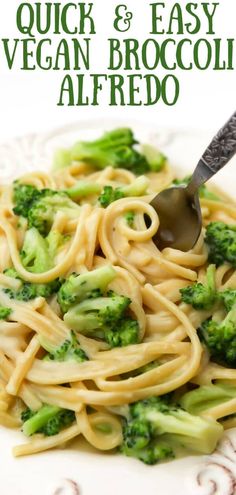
[0,0,235,143]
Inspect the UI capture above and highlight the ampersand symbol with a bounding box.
[114,5,133,32]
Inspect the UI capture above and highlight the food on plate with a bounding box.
[0,128,236,464]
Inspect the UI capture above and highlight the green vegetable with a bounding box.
[13,182,41,218]
[21,405,75,437]
[46,230,67,259]
[218,289,236,311]
[98,186,124,208]
[65,180,102,199]
[64,292,139,348]
[53,149,72,170]
[125,211,135,227]
[142,144,167,172]
[57,265,116,314]
[205,222,236,267]
[173,176,221,201]
[53,128,149,174]
[180,265,216,310]
[28,190,81,237]
[0,306,11,320]
[104,318,140,348]
[53,128,165,175]
[199,304,236,366]
[64,293,130,332]
[121,438,174,465]
[3,268,61,302]
[120,395,223,464]
[13,183,81,237]
[45,331,88,363]
[98,176,149,208]
[58,266,139,348]
[19,227,66,274]
[180,383,236,415]
[21,228,53,273]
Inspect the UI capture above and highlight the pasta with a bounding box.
[1,127,236,464]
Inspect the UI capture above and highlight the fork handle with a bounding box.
[187,111,236,194]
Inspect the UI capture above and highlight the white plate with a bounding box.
[1,120,236,495]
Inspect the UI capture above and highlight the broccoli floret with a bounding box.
[180,383,236,415]
[205,222,236,267]
[199,304,236,366]
[64,292,139,348]
[141,144,167,172]
[64,294,131,333]
[173,176,221,201]
[53,128,159,175]
[45,331,88,362]
[21,405,75,437]
[20,228,65,274]
[121,438,174,465]
[3,269,61,301]
[57,265,116,314]
[13,183,81,237]
[4,283,37,302]
[0,306,11,320]
[3,268,20,280]
[21,228,54,273]
[53,149,72,170]
[98,176,149,208]
[53,129,169,175]
[120,395,223,464]
[13,182,41,218]
[28,189,81,237]
[98,186,124,208]
[105,318,139,347]
[21,408,35,422]
[124,211,135,228]
[58,266,139,348]
[180,265,216,310]
[65,180,102,200]
[4,282,60,302]
[218,289,236,311]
